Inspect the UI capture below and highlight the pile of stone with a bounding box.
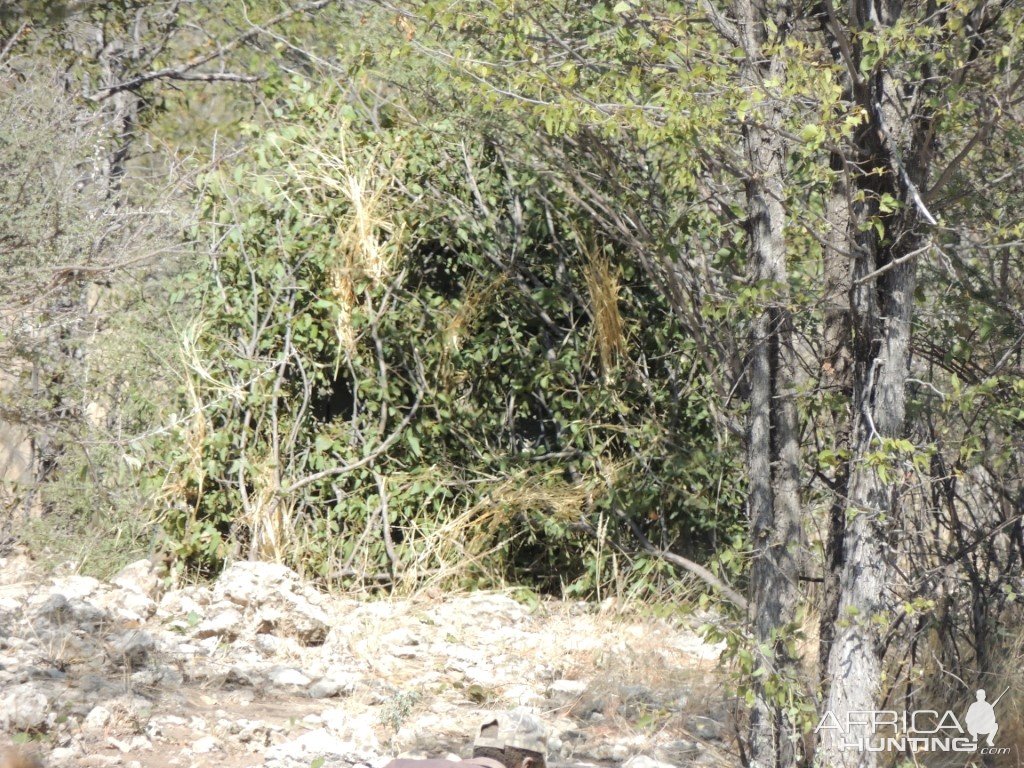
[0,552,732,768]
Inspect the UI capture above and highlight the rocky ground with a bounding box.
[0,550,739,768]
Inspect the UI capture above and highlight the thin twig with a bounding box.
[854,241,932,285]
[280,375,424,495]
[86,0,340,100]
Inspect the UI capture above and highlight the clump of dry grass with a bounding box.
[439,275,506,382]
[551,612,734,764]
[298,136,405,360]
[863,606,1024,768]
[582,244,626,380]
[157,321,212,541]
[242,456,295,564]
[391,464,616,595]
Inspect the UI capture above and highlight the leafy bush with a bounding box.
[161,78,743,593]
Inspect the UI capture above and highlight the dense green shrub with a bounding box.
[161,78,743,593]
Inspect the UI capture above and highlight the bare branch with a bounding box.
[648,545,750,611]
[0,20,28,61]
[280,378,424,496]
[927,71,1024,200]
[86,0,342,100]
[854,240,932,285]
[820,0,861,89]
[163,71,257,84]
[698,0,741,47]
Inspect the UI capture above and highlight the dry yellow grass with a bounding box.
[391,463,623,595]
[582,245,626,380]
[298,135,405,360]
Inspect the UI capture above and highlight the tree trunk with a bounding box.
[818,223,921,765]
[818,160,853,687]
[734,1,804,765]
[817,37,933,759]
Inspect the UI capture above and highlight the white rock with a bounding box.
[671,633,725,660]
[157,589,206,618]
[0,552,34,584]
[265,728,373,763]
[268,666,311,687]
[391,726,430,754]
[194,608,244,640]
[192,735,221,754]
[258,599,331,647]
[107,736,133,753]
[214,561,329,645]
[610,744,632,761]
[83,705,112,731]
[308,678,349,699]
[49,746,81,763]
[95,588,157,622]
[320,709,380,754]
[382,627,420,646]
[623,757,675,768]
[111,559,162,599]
[501,684,543,706]
[547,679,588,696]
[428,700,455,715]
[215,561,295,604]
[0,683,50,731]
[393,748,427,761]
[78,755,121,767]
[156,714,188,727]
[50,575,101,600]
[464,664,501,685]
[254,633,279,655]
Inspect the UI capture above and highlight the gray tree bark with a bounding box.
[818,160,852,688]
[817,0,935,760]
[734,1,804,765]
[818,225,922,767]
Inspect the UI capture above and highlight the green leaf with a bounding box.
[799,124,823,143]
